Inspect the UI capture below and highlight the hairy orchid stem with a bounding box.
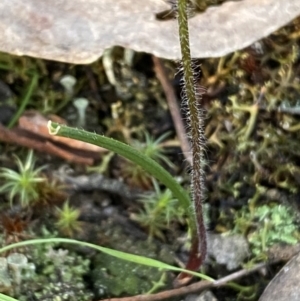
[177,0,207,278]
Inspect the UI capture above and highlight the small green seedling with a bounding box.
[0,151,46,207]
[131,180,185,240]
[122,132,174,187]
[55,201,82,237]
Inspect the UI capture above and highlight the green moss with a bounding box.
[233,204,299,257]
[204,18,300,246]
[91,222,173,298]
[92,253,165,297]
[20,245,93,301]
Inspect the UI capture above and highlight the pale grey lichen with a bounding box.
[59,75,77,96]
[73,98,89,127]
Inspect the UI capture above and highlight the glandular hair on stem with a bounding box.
[177,0,207,267]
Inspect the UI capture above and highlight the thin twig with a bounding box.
[99,261,277,301]
[0,124,95,165]
[85,66,107,111]
[152,56,192,165]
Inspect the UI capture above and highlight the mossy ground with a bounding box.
[0,14,299,301]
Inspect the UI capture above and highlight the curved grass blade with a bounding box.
[0,238,214,282]
[48,121,191,212]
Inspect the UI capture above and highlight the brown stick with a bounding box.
[99,261,277,301]
[152,56,192,165]
[0,124,94,165]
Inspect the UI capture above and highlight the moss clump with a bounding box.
[92,253,165,297]
[91,222,173,298]
[234,204,300,257]
[20,245,93,301]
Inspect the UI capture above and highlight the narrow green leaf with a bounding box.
[0,238,214,282]
[8,73,38,128]
[0,294,19,301]
[48,121,191,212]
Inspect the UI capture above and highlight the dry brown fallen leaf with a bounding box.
[0,0,299,63]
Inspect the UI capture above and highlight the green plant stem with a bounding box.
[48,121,190,210]
[8,73,38,128]
[226,282,256,294]
[177,0,207,274]
[146,272,168,294]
